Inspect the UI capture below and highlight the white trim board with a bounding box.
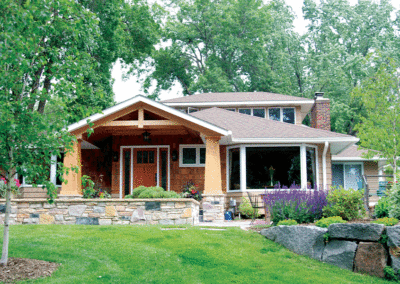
[67,95,230,136]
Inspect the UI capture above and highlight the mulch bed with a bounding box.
[0,258,60,283]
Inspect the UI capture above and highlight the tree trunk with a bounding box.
[393,159,397,184]
[0,181,12,266]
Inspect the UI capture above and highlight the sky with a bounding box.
[111,0,400,103]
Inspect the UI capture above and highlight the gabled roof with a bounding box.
[162,92,314,107]
[191,108,358,154]
[66,95,230,136]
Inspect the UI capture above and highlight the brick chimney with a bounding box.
[311,92,330,131]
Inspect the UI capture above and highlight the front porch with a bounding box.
[60,96,230,221]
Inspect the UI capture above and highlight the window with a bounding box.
[332,163,363,190]
[238,108,251,115]
[268,108,295,124]
[226,108,236,112]
[188,107,199,113]
[137,150,155,164]
[179,145,206,167]
[238,108,266,118]
[253,109,266,118]
[17,153,64,187]
[227,145,319,191]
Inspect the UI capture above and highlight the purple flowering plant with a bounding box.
[262,182,328,224]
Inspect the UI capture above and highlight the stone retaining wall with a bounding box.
[261,224,400,279]
[0,198,200,226]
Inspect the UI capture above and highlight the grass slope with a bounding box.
[2,225,392,283]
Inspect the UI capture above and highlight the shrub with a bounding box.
[375,196,390,218]
[277,219,297,226]
[137,186,164,198]
[388,182,400,219]
[238,197,260,219]
[315,216,347,228]
[373,217,399,226]
[125,186,180,199]
[323,187,365,221]
[262,188,328,224]
[383,266,399,282]
[131,185,149,198]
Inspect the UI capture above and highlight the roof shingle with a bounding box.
[191,108,354,140]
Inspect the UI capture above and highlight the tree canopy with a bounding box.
[0,0,159,265]
[352,59,400,182]
[141,0,400,135]
[144,0,305,97]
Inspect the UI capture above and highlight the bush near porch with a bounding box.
[1,225,389,283]
[125,186,180,199]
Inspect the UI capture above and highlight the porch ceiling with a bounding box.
[84,125,200,146]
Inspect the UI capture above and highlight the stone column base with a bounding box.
[58,195,83,199]
[201,194,225,222]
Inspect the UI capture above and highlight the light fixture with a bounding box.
[142,131,151,142]
[113,151,119,162]
[172,150,178,161]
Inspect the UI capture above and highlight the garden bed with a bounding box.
[0,258,59,283]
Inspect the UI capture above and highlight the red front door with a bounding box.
[133,148,157,188]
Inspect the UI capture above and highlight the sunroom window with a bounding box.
[228,145,318,191]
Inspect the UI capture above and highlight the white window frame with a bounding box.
[332,162,364,190]
[179,144,206,167]
[237,108,266,118]
[18,154,62,188]
[226,144,319,192]
[268,107,296,124]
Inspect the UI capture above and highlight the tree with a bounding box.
[144,0,304,98]
[0,0,158,265]
[352,59,400,183]
[303,0,399,134]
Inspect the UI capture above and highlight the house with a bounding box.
[19,91,381,220]
[331,145,387,204]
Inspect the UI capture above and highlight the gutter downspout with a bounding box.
[322,141,329,190]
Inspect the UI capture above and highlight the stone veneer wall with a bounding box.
[0,198,199,226]
[261,224,400,279]
[201,194,225,222]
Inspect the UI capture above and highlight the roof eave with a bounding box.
[164,100,315,108]
[228,137,359,143]
[66,95,230,136]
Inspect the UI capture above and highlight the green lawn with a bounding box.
[3,225,392,283]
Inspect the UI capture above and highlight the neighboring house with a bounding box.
[18,91,380,210]
[332,145,387,204]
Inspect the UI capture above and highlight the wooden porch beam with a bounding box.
[103,120,180,127]
[138,108,144,128]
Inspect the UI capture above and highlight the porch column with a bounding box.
[202,136,225,222]
[204,136,222,194]
[60,139,82,198]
